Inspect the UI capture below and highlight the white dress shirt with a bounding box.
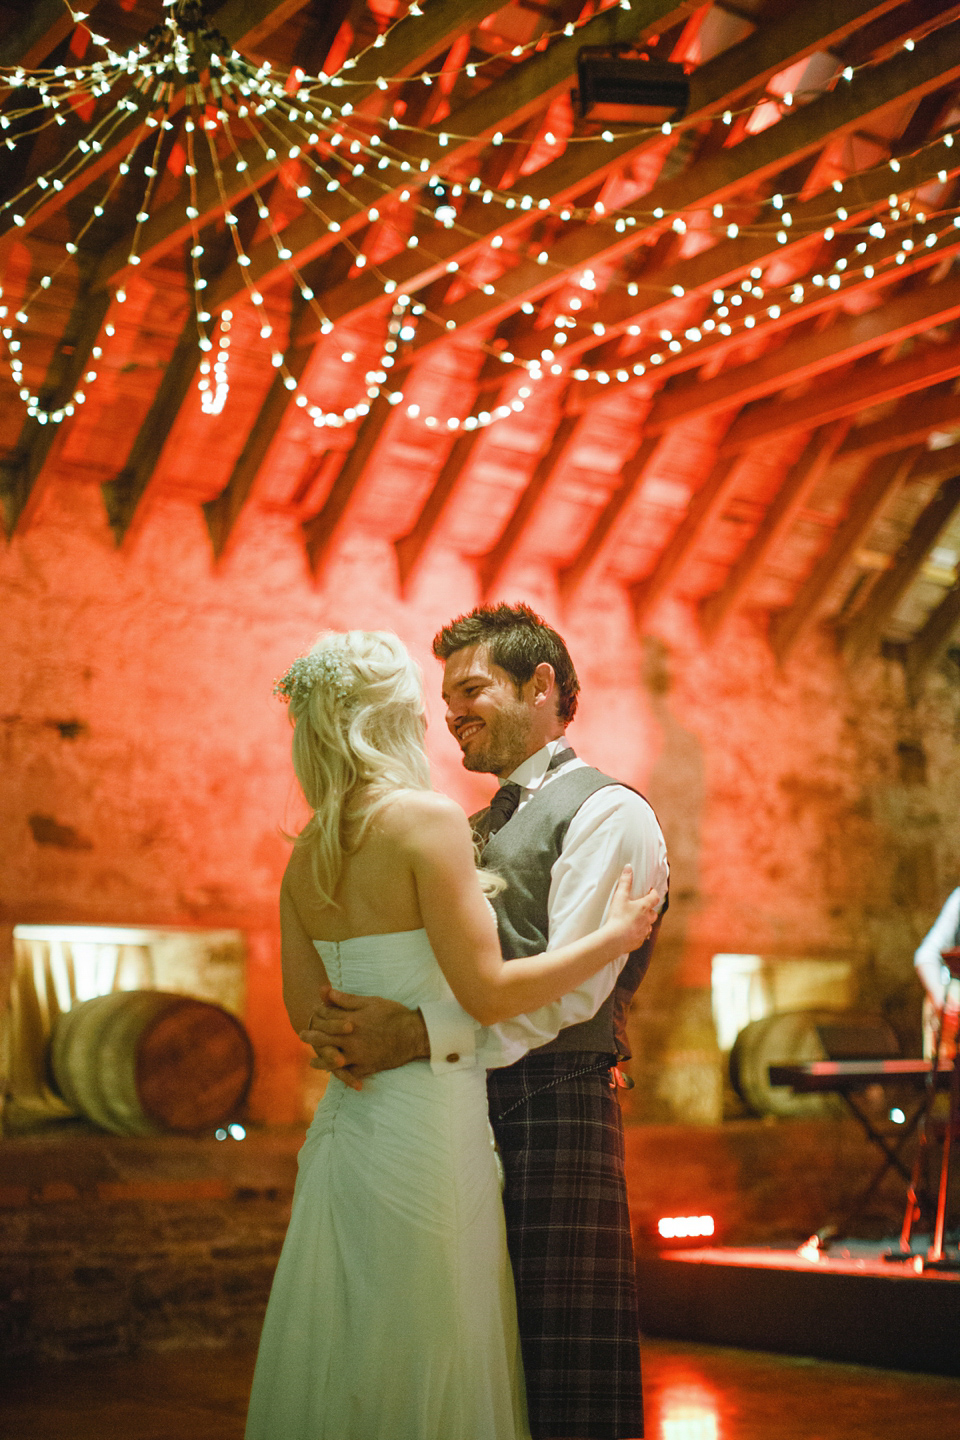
[420,738,669,1073]
[915,888,960,1009]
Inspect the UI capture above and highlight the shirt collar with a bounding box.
[502,736,571,793]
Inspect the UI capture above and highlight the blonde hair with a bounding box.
[276,631,431,906]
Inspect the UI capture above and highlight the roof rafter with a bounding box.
[398,13,960,366]
[770,446,924,662]
[841,469,960,662]
[477,398,580,598]
[699,420,852,641]
[905,575,960,694]
[300,0,892,341]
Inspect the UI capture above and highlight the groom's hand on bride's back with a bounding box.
[300,987,430,1091]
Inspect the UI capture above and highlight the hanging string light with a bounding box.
[0,1,956,433]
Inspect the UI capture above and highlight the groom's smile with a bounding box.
[441,642,559,779]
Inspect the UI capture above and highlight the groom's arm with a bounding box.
[307,787,667,1080]
[301,992,430,1090]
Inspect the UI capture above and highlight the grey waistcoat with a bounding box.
[474,764,662,1059]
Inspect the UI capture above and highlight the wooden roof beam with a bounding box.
[477,400,581,600]
[394,363,516,595]
[841,471,960,664]
[399,11,960,367]
[558,337,960,612]
[0,283,112,536]
[838,384,960,459]
[720,333,960,453]
[568,145,960,407]
[89,0,511,294]
[0,1,105,70]
[644,270,960,435]
[203,336,315,561]
[205,0,668,321]
[303,392,400,582]
[0,1,308,249]
[296,0,880,337]
[630,440,744,631]
[905,577,960,696]
[770,447,924,663]
[557,435,664,605]
[700,421,852,642]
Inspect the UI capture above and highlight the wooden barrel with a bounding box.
[50,991,254,1136]
[729,1010,851,1120]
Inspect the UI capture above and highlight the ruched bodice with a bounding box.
[313,926,455,1010]
[245,927,530,1440]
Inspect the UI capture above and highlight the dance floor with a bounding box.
[2,1337,959,1440]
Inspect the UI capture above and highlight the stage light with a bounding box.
[657,1214,715,1240]
[575,49,689,126]
[890,1107,906,1124]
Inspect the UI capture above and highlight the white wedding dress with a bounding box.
[245,928,530,1440]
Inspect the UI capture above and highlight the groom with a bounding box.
[304,603,668,1440]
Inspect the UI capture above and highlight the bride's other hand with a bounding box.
[605,867,662,951]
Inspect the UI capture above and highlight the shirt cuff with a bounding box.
[420,999,479,1074]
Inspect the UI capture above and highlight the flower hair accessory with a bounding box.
[273,650,352,704]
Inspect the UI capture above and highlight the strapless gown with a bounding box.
[245,928,530,1440]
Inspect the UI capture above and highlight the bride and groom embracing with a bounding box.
[245,604,669,1440]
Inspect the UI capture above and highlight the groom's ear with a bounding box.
[530,662,556,707]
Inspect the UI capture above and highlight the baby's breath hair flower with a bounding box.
[273,649,352,705]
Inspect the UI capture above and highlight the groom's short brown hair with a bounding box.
[432,603,580,723]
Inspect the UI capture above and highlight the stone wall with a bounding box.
[2,484,952,1123]
[0,1118,915,1362]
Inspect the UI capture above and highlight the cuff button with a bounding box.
[446,1052,460,1064]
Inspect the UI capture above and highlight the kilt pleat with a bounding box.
[487,1053,643,1440]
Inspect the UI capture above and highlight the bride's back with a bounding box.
[284,793,425,942]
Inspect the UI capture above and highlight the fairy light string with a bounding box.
[0,2,957,430]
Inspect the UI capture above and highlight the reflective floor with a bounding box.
[2,1338,959,1440]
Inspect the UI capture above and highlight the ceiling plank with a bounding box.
[203,338,315,560]
[837,385,960,459]
[394,364,515,595]
[569,144,960,407]
[720,335,960,453]
[295,0,880,336]
[769,447,923,663]
[0,0,308,249]
[0,0,104,69]
[700,421,852,641]
[630,446,743,630]
[206,0,666,320]
[303,392,398,582]
[399,14,960,364]
[477,402,580,599]
[841,471,960,663]
[557,434,664,605]
[89,0,511,293]
[905,579,960,696]
[645,271,960,434]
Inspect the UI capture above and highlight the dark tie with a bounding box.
[486,782,522,838]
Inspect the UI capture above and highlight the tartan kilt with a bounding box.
[487,1052,643,1440]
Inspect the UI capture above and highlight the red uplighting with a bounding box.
[658,1214,715,1239]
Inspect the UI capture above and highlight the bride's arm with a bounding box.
[280,875,331,1033]
[402,793,657,1027]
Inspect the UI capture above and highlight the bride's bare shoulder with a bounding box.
[378,789,470,842]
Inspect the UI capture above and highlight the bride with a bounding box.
[245,630,659,1440]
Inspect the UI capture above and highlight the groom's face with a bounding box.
[441,644,537,779]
